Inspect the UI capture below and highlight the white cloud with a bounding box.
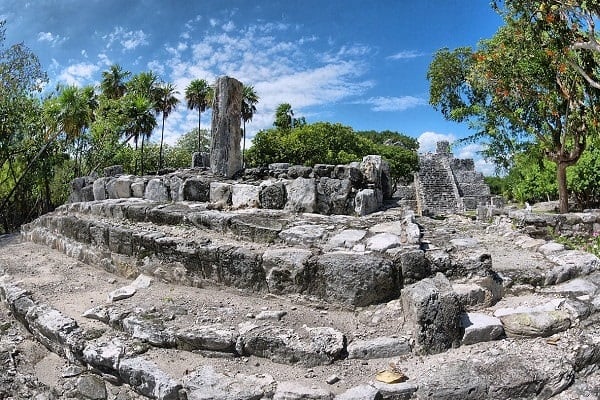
[417,131,456,153]
[387,50,425,60]
[57,62,100,86]
[209,18,218,27]
[103,26,149,51]
[37,31,67,47]
[365,96,427,112]
[222,21,236,32]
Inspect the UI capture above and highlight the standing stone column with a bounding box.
[210,76,243,178]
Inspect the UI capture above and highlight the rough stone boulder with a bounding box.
[401,273,463,354]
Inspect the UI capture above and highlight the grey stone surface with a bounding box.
[370,381,417,400]
[112,176,133,199]
[285,178,317,213]
[118,357,182,400]
[210,182,232,205]
[317,252,399,307]
[273,381,333,400]
[500,310,571,338]
[175,324,238,352]
[232,184,261,209]
[76,374,107,400]
[347,337,411,359]
[259,181,287,209]
[326,229,366,250]
[262,248,312,294]
[335,385,381,400]
[460,313,504,345]
[82,339,125,373]
[366,233,401,252]
[401,273,463,354]
[317,177,353,215]
[107,286,136,302]
[93,178,107,201]
[131,178,146,198]
[355,189,381,216]
[279,224,326,246]
[183,365,275,400]
[182,178,211,202]
[145,179,170,202]
[210,76,243,178]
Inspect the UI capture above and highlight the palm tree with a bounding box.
[126,72,161,174]
[274,103,294,130]
[100,64,130,99]
[185,79,213,153]
[156,82,180,170]
[54,85,96,176]
[241,84,259,167]
[124,94,157,175]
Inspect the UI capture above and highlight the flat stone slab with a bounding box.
[108,286,136,302]
[500,310,571,338]
[460,312,504,345]
[347,336,411,359]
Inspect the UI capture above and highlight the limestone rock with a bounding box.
[401,273,463,354]
[273,381,333,400]
[317,252,399,307]
[232,184,261,209]
[118,357,182,400]
[175,324,238,352]
[93,178,108,201]
[326,229,367,250]
[112,176,133,199]
[500,310,571,338]
[210,182,232,205]
[182,177,210,202]
[262,248,312,294]
[336,385,382,400]
[82,339,125,373]
[131,178,146,198]
[370,381,418,400]
[460,313,504,345]
[279,224,326,246]
[210,76,243,178]
[183,365,275,400]
[285,178,317,213]
[144,179,170,202]
[366,233,401,252]
[77,374,107,400]
[107,286,136,302]
[259,181,287,209]
[392,249,431,284]
[347,336,411,359]
[355,189,381,216]
[317,177,353,215]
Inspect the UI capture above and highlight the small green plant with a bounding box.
[556,231,600,258]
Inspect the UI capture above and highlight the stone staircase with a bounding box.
[415,154,461,216]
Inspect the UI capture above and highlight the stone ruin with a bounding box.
[1,79,600,399]
[397,141,492,216]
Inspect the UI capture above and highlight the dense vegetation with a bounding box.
[245,104,419,185]
[428,0,600,213]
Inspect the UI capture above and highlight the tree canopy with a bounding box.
[428,0,600,212]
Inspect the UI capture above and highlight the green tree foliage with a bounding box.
[567,143,600,209]
[185,79,213,152]
[0,20,49,231]
[245,121,418,184]
[428,1,600,213]
[156,82,179,170]
[241,84,259,166]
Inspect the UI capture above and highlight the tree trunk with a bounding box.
[159,113,166,171]
[197,109,202,153]
[242,120,246,168]
[557,161,569,213]
[140,135,145,176]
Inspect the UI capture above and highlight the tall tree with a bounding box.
[428,2,600,213]
[185,79,213,153]
[155,82,180,170]
[126,72,160,174]
[241,84,259,167]
[100,64,130,99]
[273,103,294,130]
[123,94,157,175]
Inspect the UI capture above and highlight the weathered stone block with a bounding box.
[460,313,504,345]
[401,273,463,354]
[93,178,108,201]
[210,182,232,205]
[118,357,182,400]
[131,178,146,198]
[169,176,184,202]
[259,181,287,209]
[182,177,210,202]
[104,165,123,177]
[287,165,312,179]
[262,248,312,294]
[285,178,317,213]
[232,184,261,209]
[316,252,399,307]
[317,177,353,215]
[355,188,381,216]
[144,179,170,202]
[210,76,243,178]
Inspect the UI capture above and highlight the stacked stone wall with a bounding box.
[69,156,392,217]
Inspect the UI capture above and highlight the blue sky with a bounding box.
[0,0,504,174]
